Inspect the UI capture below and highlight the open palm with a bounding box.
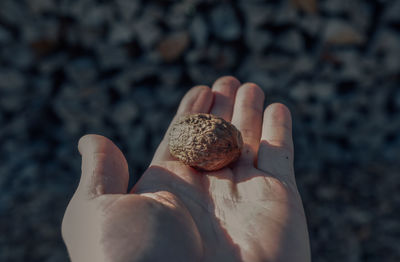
[62,76,311,262]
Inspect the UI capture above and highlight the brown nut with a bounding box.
[168,113,243,171]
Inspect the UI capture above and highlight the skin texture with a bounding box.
[62,76,311,262]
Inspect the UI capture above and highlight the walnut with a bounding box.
[168,113,243,171]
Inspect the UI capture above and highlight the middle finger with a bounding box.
[231,83,265,165]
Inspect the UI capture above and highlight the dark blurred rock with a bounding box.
[240,3,274,27]
[238,55,290,83]
[65,58,97,85]
[0,44,34,69]
[293,55,315,75]
[245,28,272,53]
[81,5,111,27]
[132,87,157,109]
[335,51,364,81]
[38,53,68,74]
[156,86,183,107]
[291,0,318,14]
[124,124,148,165]
[95,44,129,69]
[215,46,238,69]
[210,4,241,41]
[299,15,321,36]
[289,81,311,101]
[111,100,139,125]
[133,5,163,49]
[185,48,205,64]
[277,29,304,53]
[165,2,195,29]
[0,69,26,111]
[274,1,298,25]
[53,84,109,135]
[0,26,12,44]
[348,1,372,32]
[371,29,400,74]
[312,82,334,101]
[323,19,365,45]
[189,15,209,47]
[27,0,56,14]
[0,0,26,25]
[383,0,400,23]
[115,0,140,21]
[22,18,59,43]
[32,76,52,99]
[131,62,158,81]
[159,66,182,88]
[320,0,348,15]
[157,31,190,62]
[109,22,135,44]
[187,64,219,85]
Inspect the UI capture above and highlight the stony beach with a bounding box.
[0,0,399,261]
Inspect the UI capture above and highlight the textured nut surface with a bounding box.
[169,113,243,171]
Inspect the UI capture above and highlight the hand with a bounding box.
[62,76,311,262]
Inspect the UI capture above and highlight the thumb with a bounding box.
[75,134,129,199]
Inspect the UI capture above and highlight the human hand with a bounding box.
[62,76,311,262]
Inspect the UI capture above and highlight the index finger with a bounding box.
[231,83,265,165]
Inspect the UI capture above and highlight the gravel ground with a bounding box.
[1,0,400,261]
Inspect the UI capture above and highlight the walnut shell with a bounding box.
[168,113,243,171]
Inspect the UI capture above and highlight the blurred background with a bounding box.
[0,0,399,261]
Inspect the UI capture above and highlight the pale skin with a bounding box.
[62,76,311,262]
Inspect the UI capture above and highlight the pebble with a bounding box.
[291,0,317,14]
[157,86,184,107]
[0,26,12,44]
[131,87,157,109]
[274,1,298,25]
[5,44,33,69]
[240,3,274,26]
[165,2,195,29]
[108,22,135,44]
[115,0,140,21]
[111,100,139,125]
[27,0,56,14]
[299,15,322,36]
[189,15,209,47]
[370,29,400,73]
[65,58,97,85]
[157,31,190,62]
[0,69,26,93]
[383,0,400,23]
[0,0,27,25]
[80,5,111,27]
[277,29,304,53]
[210,4,241,41]
[187,64,219,85]
[312,82,334,101]
[323,19,365,45]
[289,81,311,101]
[245,28,272,53]
[293,55,316,75]
[133,16,162,49]
[95,44,128,69]
[159,66,183,87]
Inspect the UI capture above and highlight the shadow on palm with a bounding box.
[132,139,305,261]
